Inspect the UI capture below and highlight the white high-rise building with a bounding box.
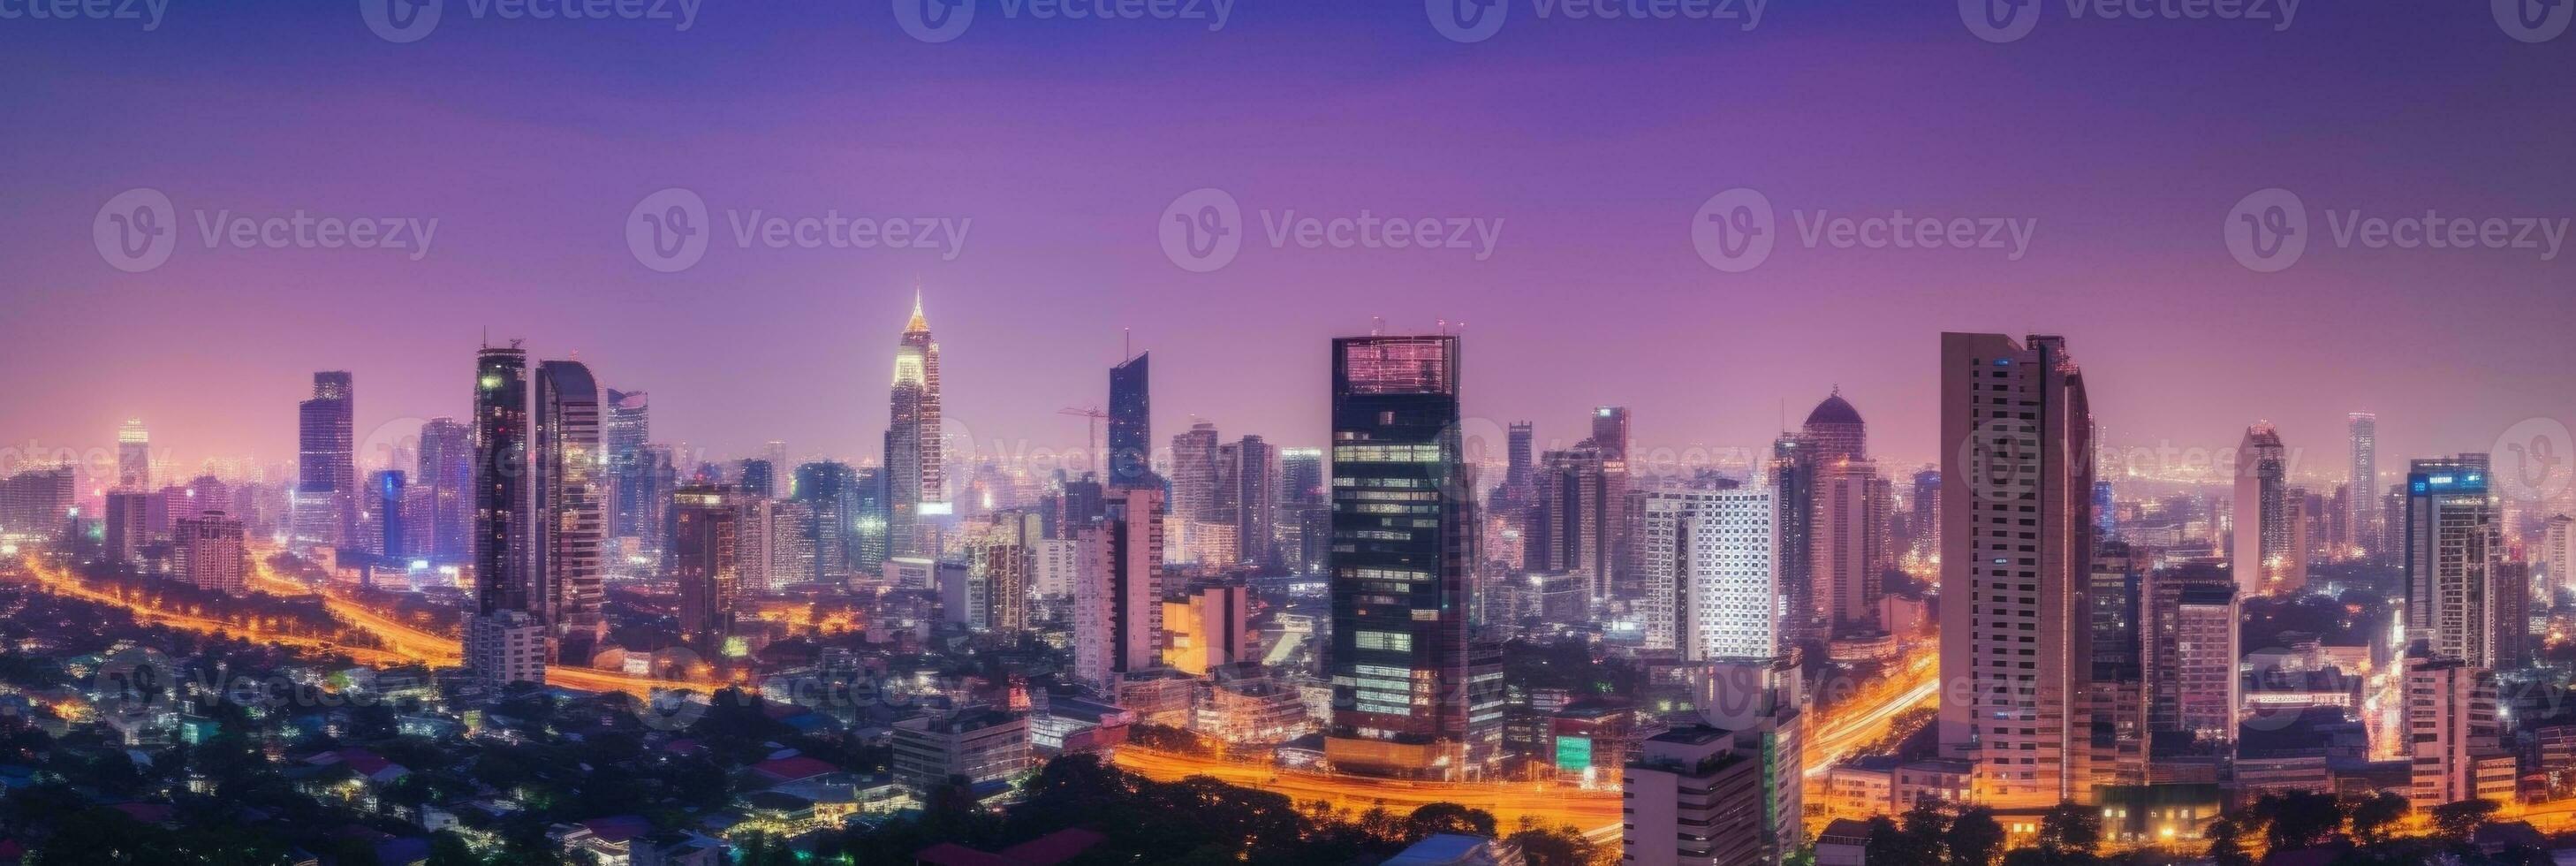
[2543,513,2572,595]
[171,509,246,594]
[1622,725,1769,866]
[2349,413,2378,558]
[2405,459,2502,667]
[1639,489,1778,660]
[1073,487,1163,692]
[1937,333,2095,810]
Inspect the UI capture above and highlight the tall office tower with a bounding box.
[1908,467,1941,558]
[1620,726,1769,866]
[367,469,406,559]
[401,483,436,559]
[1767,434,1820,646]
[102,490,149,566]
[2406,459,2501,666]
[534,361,605,660]
[1170,422,1221,556]
[793,461,857,579]
[1073,487,1164,691]
[640,445,678,566]
[852,466,890,574]
[416,417,473,558]
[1107,352,1153,490]
[737,498,774,594]
[1703,657,1806,859]
[2349,413,2377,558]
[737,460,776,502]
[2494,560,2531,670]
[117,419,149,490]
[294,371,356,549]
[2087,542,2140,672]
[170,510,246,594]
[1219,434,1277,567]
[1530,444,1620,603]
[2231,423,2299,596]
[472,346,531,617]
[0,466,74,538]
[1936,333,2095,809]
[962,511,1042,634]
[1054,472,1105,536]
[2142,565,2239,742]
[885,292,944,558]
[2547,514,2573,593]
[1323,334,1501,781]
[1638,489,1779,659]
[1591,406,1632,461]
[1504,422,1535,492]
[604,389,651,542]
[671,485,739,656]
[1801,391,1883,636]
[2093,479,2118,542]
[2404,655,2512,809]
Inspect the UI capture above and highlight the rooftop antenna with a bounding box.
[1123,327,1132,363]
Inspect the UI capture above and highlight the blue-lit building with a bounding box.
[2403,458,2500,667]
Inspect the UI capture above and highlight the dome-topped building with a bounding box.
[1801,388,1867,463]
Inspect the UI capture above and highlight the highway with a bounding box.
[1802,644,1941,778]
[23,551,700,698]
[1110,744,1624,836]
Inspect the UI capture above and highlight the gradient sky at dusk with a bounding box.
[3,0,2570,486]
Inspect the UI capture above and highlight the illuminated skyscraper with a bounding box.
[534,360,605,660]
[672,484,739,656]
[1768,434,1819,645]
[1171,422,1221,559]
[885,291,944,557]
[2349,413,2378,558]
[1936,332,2095,809]
[117,418,149,490]
[472,346,530,616]
[2547,514,2573,594]
[1108,352,1153,490]
[2405,459,2501,667]
[1802,391,1884,636]
[1591,406,1632,461]
[416,417,472,558]
[1531,444,1620,603]
[171,509,246,595]
[1218,434,1276,567]
[1639,489,1778,659]
[1323,334,1502,780]
[294,371,355,549]
[605,389,652,545]
[2232,422,2299,596]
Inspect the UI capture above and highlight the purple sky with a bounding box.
[2,1,2570,489]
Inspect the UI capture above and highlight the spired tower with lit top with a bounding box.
[886,291,945,558]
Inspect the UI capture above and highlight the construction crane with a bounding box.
[1059,406,1108,470]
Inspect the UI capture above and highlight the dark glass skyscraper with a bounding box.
[474,346,531,616]
[416,417,473,559]
[1322,334,1500,780]
[534,360,604,660]
[295,371,355,549]
[605,388,651,543]
[1107,351,1151,490]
